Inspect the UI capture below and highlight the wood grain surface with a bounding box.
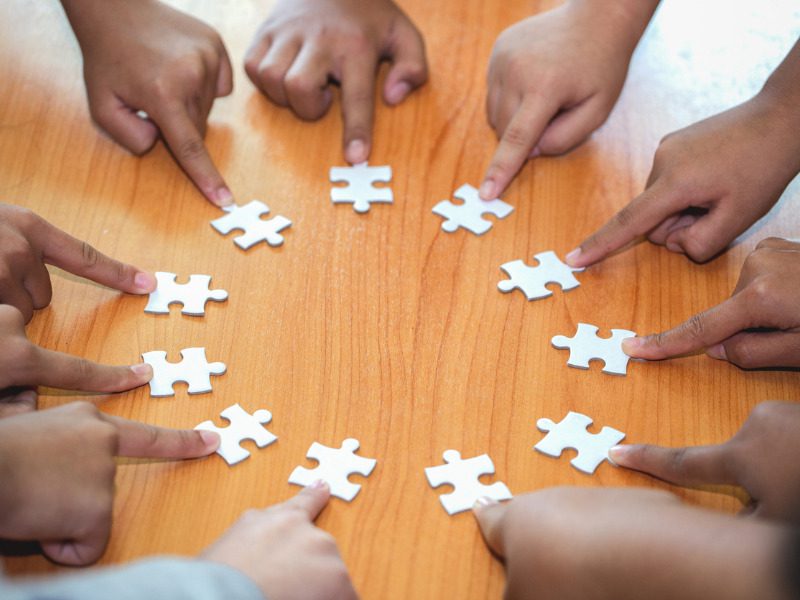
[2,1,799,598]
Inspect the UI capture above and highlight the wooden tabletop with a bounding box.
[3,1,799,597]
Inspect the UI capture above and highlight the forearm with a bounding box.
[567,0,661,53]
[759,38,800,174]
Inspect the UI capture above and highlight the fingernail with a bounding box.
[213,186,234,207]
[706,343,727,360]
[130,363,153,380]
[346,139,367,164]
[134,271,156,293]
[621,337,642,355]
[564,248,581,267]
[310,479,329,491]
[479,179,496,201]
[199,430,220,450]
[608,445,630,465]
[386,81,411,105]
[473,497,498,512]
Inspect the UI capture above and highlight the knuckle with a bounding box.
[723,339,758,370]
[175,136,208,163]
[80,241,100,269]
[755,237,783,251]
[612,204,637,231]
[680,237,715,263]
[284,74,319,99]
[501,123,532,149]
[682,314,707,341]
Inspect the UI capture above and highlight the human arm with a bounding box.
[479,0,660,200]
[59,0,234,206]
[245,0,427,164]
[473,487,792,600]
[566,37,800,267]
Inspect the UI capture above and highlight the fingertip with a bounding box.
[345,139,368,165]
[198,429,221,452]
[472,496,499,517]
[608,444,635,467]
[209,186,235,207]
[133,271,157,294]
[384,81,412,105]
[479,179,497,201]
[621,336,645,357]
[130,363,153,383]
[564,247,583,268]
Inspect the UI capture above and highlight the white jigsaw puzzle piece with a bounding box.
[551,323,637,375]
[210,200,292,249]
[535,411,625,474]
[145,272,228,316]
[141,347,226,397]
[195,403,277,465]
[432,184,513,235]
[425,450,512,515]
[330,162,393,213]
[288,438,377,501]
[498,251,584,300]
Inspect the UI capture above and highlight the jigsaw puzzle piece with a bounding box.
[425,450,512,515]
[144,272,228,316]
[330,162,393,213]
[551,323,637,375]
[141,347,226,397]
[288,438,377,501]
[498,251,584,300]
[195,403,276,465]
[535,411,625,474]
[432,184,513,235]
[211,200,292,249]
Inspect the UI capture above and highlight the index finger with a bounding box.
[28,346,152,393]
[340,54,377,165]
[622,293,752,360]
[154,102,233,207]
[609,443,738,487]
[565,182,681,268]
[472,497,508,558]
[276,481,331,520]
[105,414,220,459]
[479,93,559,200]
[26,216,155,295]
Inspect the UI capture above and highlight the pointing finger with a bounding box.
[106,414,220,459]
[472,497,508,558]
[479,93,559,200]
[341,53,378,164]
[277,481,331,521]
[610,443,738,487]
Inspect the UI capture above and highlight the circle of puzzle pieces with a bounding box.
[145,272,228,316]
[211,200,292,250]
[195,403,277,465]
[534,411,625,474]
[551,322,637,375]
[329,162,393,214]
[498,251,584,300]
[141,347,227,397]
[425,449,512,515]
[432,184,514,235]
[288,438,377,502]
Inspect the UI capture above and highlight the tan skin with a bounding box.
[0,402,219,566]
[473,401,800,599]
[473,487,790,600]
[479,0,660,200]
[0,205,158,399]
[622,238,800,368]
[245,0,428,165]
[202,482,358,600]
[60,0,235,206]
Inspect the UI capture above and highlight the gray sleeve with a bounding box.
[0,557,265,600]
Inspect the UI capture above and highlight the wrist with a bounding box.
[567,0,660,51]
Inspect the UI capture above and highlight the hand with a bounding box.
[611,401,800,523]
[0,304,152,393]
[479,0,659,200]
[202,482,358,600]
[622,237,800,368]
[0,402,219,566]
[567,86,800,267]
[245,0,427,164]
[473,487,787,600]
[61,0,234,206]
[0,204,155,323]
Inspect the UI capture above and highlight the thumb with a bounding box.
[382,20,428,105]
[40,523,110,566]
[472,497,508,558]
[0,387,38,419]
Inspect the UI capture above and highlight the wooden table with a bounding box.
[3,1,799,597]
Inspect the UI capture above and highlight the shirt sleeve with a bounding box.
[0,557,265,600]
